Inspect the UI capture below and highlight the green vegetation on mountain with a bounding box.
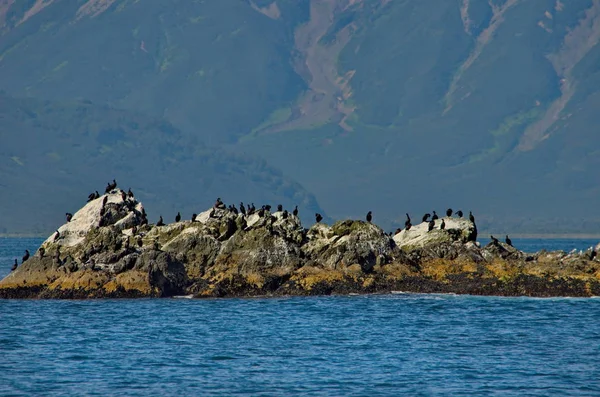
[1,0,600,234]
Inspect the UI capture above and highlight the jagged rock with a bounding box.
[2,192,600,299]
[302,220,398,273]
[394,217,476,250]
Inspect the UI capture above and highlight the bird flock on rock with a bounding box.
[10,178,525,271]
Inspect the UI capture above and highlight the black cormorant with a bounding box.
[127,188,134,198]
[422,213,431,222]
[265,205,272,212]
[366,211,372,223]
[248,203,255,215]
[87,192,96,202]
[456,210,463,218]
[192,213,197,222]
[282,210,289,219]
[102,196,108,207]
[490,235,499,245]
[175,212,181,222]
[405,213,411,227]
[277,204,283,212]
[432,211,439,221]
[39,247,45,258]
[121,191,127,201]
[293,206,298,217]
[105,179,117,193]
[446,208,453,217]
[469,211,475,223]
[440,219,445,230]
[66,213,73,222]
[214,198,225,209]
[240,203,246,216]
[258,206,265,217]
[22,250,30,263]
[156,216,164,227]
[405,222,412,231]
[11,259,17,272]
[395,228,402,235]
[590,250,597,261]
[505,235,513,247]
[315,213,323,223]
[428,220,435,232]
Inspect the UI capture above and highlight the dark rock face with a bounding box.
[1,195,600,299]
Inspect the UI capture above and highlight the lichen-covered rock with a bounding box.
[394,217,476,251]
[2,192,600,299]
[302,220,399,273]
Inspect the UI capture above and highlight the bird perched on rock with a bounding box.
[231,205,238,215]
[38,247,45,258]
[315,213,323,223]
[240,203,246,216]
[395,228,402,235]
[248,203,256,215]
[446,208,453,217]
[53,230,60,242]
[469,211,475,223]
[428,220,435,232]
[590,250,597,261]
[456,210,463,218]
[175,212,181,222]
[293,206,298,217]
[66,213,73,223]
[102,196,108,208]
[490,235,499,245]
[127,188,134,199]
[265,205,272,212]
[432,211,439,221]
[156,216,164,226]
[87,191,99,202]
[258,206,265,217]
[11,259,17,272]
[405,213,411,228]
[22,250,30,263]
[121,190,127,201]
[277,204,283,212]
[282,210,289,219]
[440,219,445,230]
[422,213,431,222]
[214,198,225,209]
[192,213,197,222]
[105,179,117,193]
[405,222,412,231]
[505,235,513,247]
[366,211,372,223]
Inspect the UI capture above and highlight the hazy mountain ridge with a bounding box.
[1,0,599,234]
[0,93,326,234]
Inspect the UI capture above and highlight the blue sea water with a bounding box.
[1,238,600,396]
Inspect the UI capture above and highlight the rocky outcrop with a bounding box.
[1,193,599,298]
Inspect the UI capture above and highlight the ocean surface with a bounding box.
[1,238,600,396]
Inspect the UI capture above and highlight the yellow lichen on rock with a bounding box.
[103,271,151,294]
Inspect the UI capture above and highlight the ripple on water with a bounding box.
[1,295,599,396]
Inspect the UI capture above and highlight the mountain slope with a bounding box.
[1,0,600,233]
[0,93,325,234]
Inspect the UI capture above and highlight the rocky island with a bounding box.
[1,189,599,299]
